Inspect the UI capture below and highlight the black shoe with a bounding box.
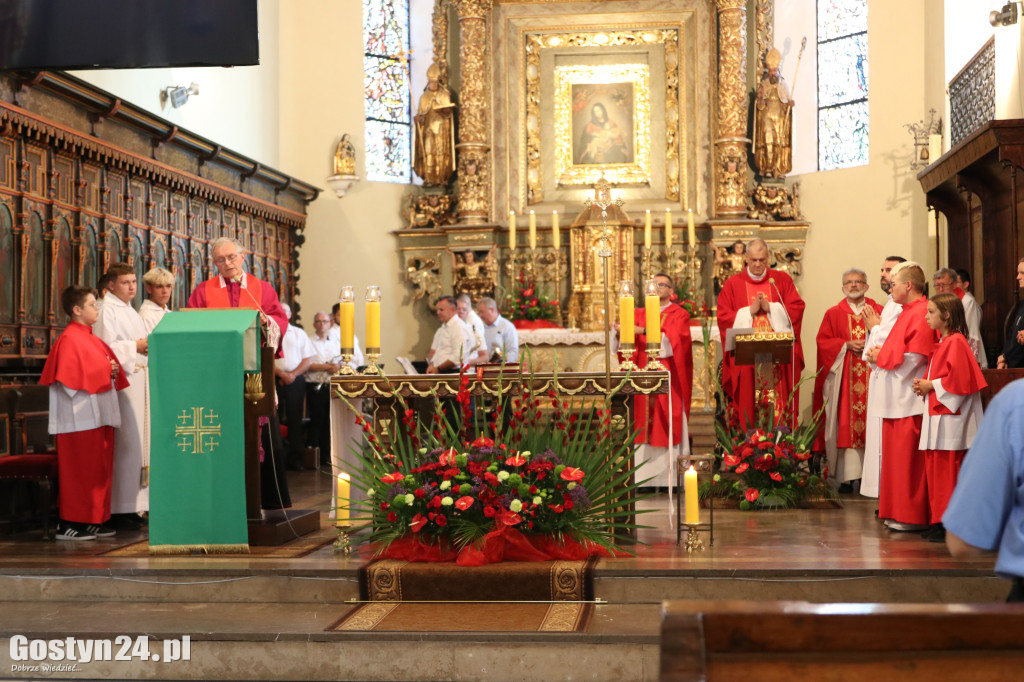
[107,513,144,531]
[924,523,946,543]
[838,482,853,494]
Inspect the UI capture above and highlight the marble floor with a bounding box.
[0,468,1009,681]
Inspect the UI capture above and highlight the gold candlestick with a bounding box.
[644,343,664,372]
[333,524,353,554]
[338,350,356,375]
[362,348,382,374]
[619,342,639,371]
[684,522,705,553]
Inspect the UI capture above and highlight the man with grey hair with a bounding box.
[139,267,174,334]
[307,311,341,466]
[186,236,292,508]
[456,293,487,366]
[476,296,519,363]
[812,268,884,491]
[934,267,986,367]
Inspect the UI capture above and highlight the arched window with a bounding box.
[363,0,412,183]
[817,0,868,170]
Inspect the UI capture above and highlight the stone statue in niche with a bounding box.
[332,134,357,175]
[413,62,457,187]
[752,47,793,179]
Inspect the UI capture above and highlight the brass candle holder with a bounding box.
[333,524,353,554]
[338,349,357,375]
[644,343,664,371]
[362,348,382,375]
[619,342,639,371]
[684,523,705,553]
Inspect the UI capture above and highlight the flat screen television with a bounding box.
[0,0,259,70]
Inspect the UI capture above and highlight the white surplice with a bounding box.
[961,292,988,368]
[93,295,150,514]
[860,296,901,498]
[822,301,865,485]
[138,299,170,335]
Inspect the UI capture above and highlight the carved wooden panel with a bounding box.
[0,203,13,325]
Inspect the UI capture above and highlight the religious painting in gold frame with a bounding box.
[553,64,651,188]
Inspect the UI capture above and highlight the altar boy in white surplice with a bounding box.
[93,262,150,529]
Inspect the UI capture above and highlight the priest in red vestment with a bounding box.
[812,268,884,487]
[868,262,937,531]
[717,239,805,427]
[186,236,292,508]
[626,273,693,488]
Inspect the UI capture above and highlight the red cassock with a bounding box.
[922,333,987,522]
[717,268,805,427]
[875,296,937,525]
[40,321,130,524]
[812,298,884,451]
[626,304,693,446]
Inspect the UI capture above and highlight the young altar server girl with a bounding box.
[912,293,987,542]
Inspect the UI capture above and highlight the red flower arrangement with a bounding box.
[503,270,560,323]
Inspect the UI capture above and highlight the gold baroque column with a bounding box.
[455,0,491,225]
[714,0,750,218]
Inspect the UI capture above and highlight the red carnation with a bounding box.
[483,505,496,518]
[387,511,398,522]
[413,488,426,499]
[435,514,448,527]
[745,488,760,503]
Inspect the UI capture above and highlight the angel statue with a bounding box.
[406,256,442,304]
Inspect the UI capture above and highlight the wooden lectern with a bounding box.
[732,331,794,424]
[243,346,320,545]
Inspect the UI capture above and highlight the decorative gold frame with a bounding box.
[524,28,681,205]
[553,64,651,188]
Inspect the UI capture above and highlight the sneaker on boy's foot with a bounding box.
[84,524,116,538]
[56,523,96,542]
[107,513,144,531]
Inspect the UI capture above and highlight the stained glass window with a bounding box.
[363,0,411,183]
[817,0,868,170]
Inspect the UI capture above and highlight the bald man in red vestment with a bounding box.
[717,239,805,427]
[812,268,884,487]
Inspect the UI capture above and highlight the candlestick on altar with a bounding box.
[683,522,705,553]
[644,278,664,371]
[362,285,382,374]
[583,179,624,387]
[337,286,356,375]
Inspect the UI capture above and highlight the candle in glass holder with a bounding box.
[509,210,517,251]
[665,209,673,249]
[685,465,699,524]
[618,280,635,345]
[644,210,651,248]
[552,210,560,249]
[644,279,661,346]
[338,286,355,351]
[365,285,381,349]
[687,209,696,247]
[336,472,350,524]
[529,210,537,250]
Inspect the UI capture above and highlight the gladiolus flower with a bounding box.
[410,514,428,532]
[560,467,585,481]
[745,488,760,503]
[455,496,474,511]
[381,472,404,484]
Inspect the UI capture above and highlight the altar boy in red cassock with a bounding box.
[812,268,884,487]
[868,262,937,531]
[912,293,987,542]
[627,273,693,488]
[717,239,805,427]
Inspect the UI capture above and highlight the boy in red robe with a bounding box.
[717,239,805,427]
[868,262,937,531]
[912,293,987,542]
[41,286,129,541]
[626,274,693,488]
[813,269,885,487]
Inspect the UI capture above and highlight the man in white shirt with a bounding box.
[476,297,519,363]
[307,311,341,467]
[93,262,150,530]
[427,296,472,374]
[138,267,174,334]
[860,256,905,499]
[954,268,988,368]
[275,303,314,471]
[327,302,365,370]
[456,294,487,366]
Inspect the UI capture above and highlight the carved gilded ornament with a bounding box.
[714,0,749,216]
[431,0,452,82]
[755,0,774,64]
[456,0,492,19]
[553,64,651,188]
[524,29,681,206]
[456,145,489,218]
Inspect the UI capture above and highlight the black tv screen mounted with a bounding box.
[0,0,259,70]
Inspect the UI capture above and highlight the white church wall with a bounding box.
[71,0,282,166]
[779,0,943,413]
[279,0,437,360]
